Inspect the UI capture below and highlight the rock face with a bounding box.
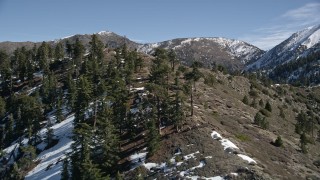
[246,24,320,71]
[138,37,264,71]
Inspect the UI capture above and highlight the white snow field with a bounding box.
[25,115,74,180]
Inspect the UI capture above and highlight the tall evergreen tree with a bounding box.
[94,105,119,175]
[55,42,65,61]
[37,41,50,74]
[146,115,160,157]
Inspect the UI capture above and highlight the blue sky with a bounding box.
[0,0,319,50]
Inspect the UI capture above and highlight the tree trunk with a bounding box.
[157,96,161,135]
[190,86,193,116]
[93,99,97,131]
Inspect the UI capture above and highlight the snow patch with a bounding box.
[25,115,75,180]
[237,154,257,164]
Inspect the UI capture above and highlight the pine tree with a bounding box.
[46,127,54,147]
[254,112,263,125]
[55,42,65,61]
[89,34,105,63]
[0,50,13,95]
[295,111,308,134]
[73,38,85,76]
[70,123,93,179]
[18,145,36,171]
[0,96,6,118]
[168,49,177,71]
[300,133,308,154]
[61,158,70,180]
[10,162,23,180]
[66,72,77,111]
[81,158,103,180]
[172,91,185,132]
[74,75,92,126]
[274,136,283,147]
[95,105,119,174]
[15,95,43,145]
[37,41,50,74]
[115,171,123,180]
[56,95,64,123]
[5,114,14,145]
[146,117,160,157]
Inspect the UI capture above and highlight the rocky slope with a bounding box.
[246,24,320,71]
[138,37,264,71]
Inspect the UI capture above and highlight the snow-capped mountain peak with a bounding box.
[138,37,264,69]
[97,31,113,36]
[246,24,320,71]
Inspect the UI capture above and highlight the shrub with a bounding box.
[249,90,258,97]
[274,136,283,147]
[204,73,216,87]
[254,112,269,129]
[259,99,264,107]
[242,95,249,105]
[178,65,187,73]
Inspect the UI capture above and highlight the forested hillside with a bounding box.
[0,34,320,179]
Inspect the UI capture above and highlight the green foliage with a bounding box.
[95,105,119,174]
[147,118,160,157]
[61,158,69,180]
[300,133,308,154]
[37,41,50,74]
[235,134,250,142]
[0,96,6,118]
[55,42,65,60]
[204,73,216,87]
[177,65,187,73]
[168,49,177,71]
[14,95,43,143]
[116,171,123,180]
[46,127,55,147]
[270,51,320,85]
[254,112,269,129]
[18,145,36,171]
[249,89,258,97]
[274,136,283,147]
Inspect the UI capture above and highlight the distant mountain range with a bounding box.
[1,24,319,84]
[246,24,320,71]
[138,37,264,71]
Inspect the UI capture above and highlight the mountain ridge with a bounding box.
[246,24,320,71]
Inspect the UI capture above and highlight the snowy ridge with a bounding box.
[138,37,264,64]
[246,24,320,70]
[97,31,113,36]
